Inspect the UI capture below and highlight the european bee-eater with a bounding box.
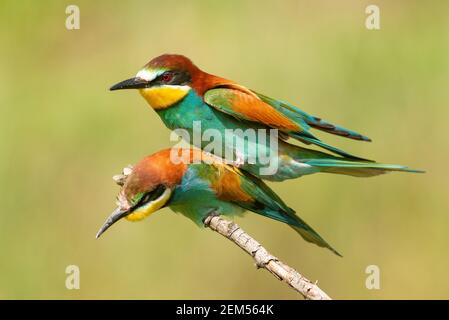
[96,148,341,256]
[110,54,421,181]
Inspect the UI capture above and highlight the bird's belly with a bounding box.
[160,101,277,156]
[169,173,245,226]
[169,197,244,227]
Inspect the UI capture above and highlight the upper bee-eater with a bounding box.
[110,54,422,181]
[96,148,341,256]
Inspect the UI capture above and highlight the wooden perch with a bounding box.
[113,165,331,300]
[204,215,331,300]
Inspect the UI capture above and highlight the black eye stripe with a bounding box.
[151,70,191,86]
[147,185,166,202]
[137,185,166,207]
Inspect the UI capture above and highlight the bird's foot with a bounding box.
[203,211,220,227]
[113,165,133,186]
[233,151,245,168]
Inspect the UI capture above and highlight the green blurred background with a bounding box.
[0,0,447,299]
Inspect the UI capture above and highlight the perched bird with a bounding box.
[96,148,341,256]
[110,54,421,181]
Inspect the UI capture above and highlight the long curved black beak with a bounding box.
[96,207,129,238]
[110,77,149,91]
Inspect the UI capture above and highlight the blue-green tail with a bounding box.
[238,170,342,256]
[305,159,425,177]
[294,134,373,161]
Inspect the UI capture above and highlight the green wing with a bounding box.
[255,91,371,142]
[231,168,341,256]
[204,87,370,161]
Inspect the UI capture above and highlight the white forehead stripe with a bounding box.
[135,69,164,81]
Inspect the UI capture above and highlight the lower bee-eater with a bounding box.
[96,148,341,256]
[109,54,421,181]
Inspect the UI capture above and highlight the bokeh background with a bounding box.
[0,0,448,299]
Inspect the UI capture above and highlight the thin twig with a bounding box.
[204,215,331,300]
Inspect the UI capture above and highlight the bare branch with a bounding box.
[204,215,331,300]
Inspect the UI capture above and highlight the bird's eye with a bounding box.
[161,72,174,83]
[137,185,166,207]
[141,193,152,204]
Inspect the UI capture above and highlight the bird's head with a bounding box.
[110,54,201,110]
[96,149,191,238]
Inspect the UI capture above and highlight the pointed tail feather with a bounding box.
[286,208,342,256]
[255,92,371,142]
[293,134,373,162]
[305,159,425,177]
[236,171,341,256]
[289,224,342,257]
[307,116,372,142]
[260,209,342,257]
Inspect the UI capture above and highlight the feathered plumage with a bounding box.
[110,54,422,181]
[97,149,340,255]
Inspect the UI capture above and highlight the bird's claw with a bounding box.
[112,165,133,186]
[203,211,219,227]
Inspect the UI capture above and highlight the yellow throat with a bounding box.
[139,85,190,110]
